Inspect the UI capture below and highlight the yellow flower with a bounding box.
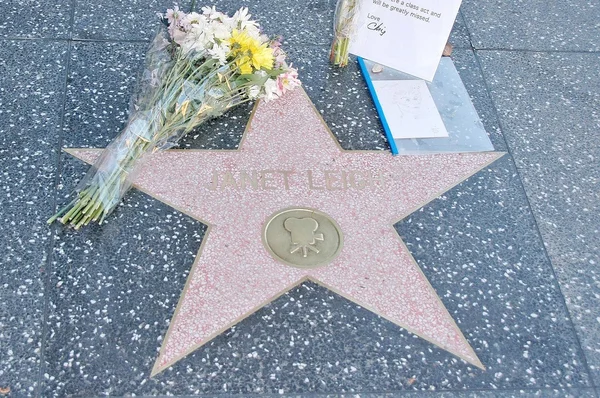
[248,42,274,71]
[236,56,253,75]
[229,29,274,73]
[229,29,252,56]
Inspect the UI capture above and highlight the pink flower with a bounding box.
[165,6,182,24]
[271,46,287,68]
[276,67,301,95]
[171,28,188,45]
[270,35,283,48]
[165,6,185,37]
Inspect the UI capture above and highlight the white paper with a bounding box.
[372,80,448,139]
[350,0,462,81]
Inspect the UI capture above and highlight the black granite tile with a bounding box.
[62,41,385,152]
[108,391,598,398]
[192,0,335,48]
[43,156,205,396]
[450,10,472,49]
[42,273,468,395]
[0,40,68,396]
[461,0,600,51]
[191,0,471,50]
[395,155,591,390]
[285,47,505,153]
[476,50,600,386]
[63,39,479,155]
[72,0,192,41]
[62,41,259,151]
[0,0,72,39]
[450,49,507,152]
[128,388,600,398]
[286,45,390,151]
[321,389,597,398]
[62,41,148,148]
[177,102,254,150]
[70,0,471,49]
[346,389,597,397]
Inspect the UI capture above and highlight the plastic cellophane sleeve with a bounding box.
[333,0,360,39]
[72,26,228,217]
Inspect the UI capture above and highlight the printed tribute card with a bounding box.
[350,0,463,81]
[371,80,448,139]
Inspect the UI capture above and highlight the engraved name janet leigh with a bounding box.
[207,169,387,191]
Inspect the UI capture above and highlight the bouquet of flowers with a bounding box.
[330,0,359,67]
[49,6,300,228]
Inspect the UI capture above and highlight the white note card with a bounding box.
[350,0,462,81]
[372,80,448,139]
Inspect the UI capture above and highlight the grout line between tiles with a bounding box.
[457,8,600,55]
[34,0,77,396]
[472,46,600,54]
[0,36,151,43]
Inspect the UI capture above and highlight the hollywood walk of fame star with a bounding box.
[66,88,503,376]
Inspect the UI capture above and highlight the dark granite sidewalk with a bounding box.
[0,0,598,396]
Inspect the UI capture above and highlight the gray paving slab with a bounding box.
[461,0,600,51]
[44,155,205,396]
[450,10,472,49]
[0,40,67,396]
[193,0,335,47]
[321,389,597,397]
[395,154,590,391]
[0,0,72,39]
[72,0,192,41]
[476,50,600,385]
[62,41,148,148]
[450,49,508,152]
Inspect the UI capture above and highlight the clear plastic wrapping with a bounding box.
[330,0,360,67]
[58,28,244,226]
[49,6,301,228]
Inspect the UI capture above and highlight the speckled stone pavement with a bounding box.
[1,0,599,397]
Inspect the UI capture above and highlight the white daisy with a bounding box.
[262,78,281,102]
[208,44,230,65]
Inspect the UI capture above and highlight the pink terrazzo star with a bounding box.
[68,88,502,376]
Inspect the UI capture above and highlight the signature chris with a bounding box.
[367,14,387,36]
[368,22,387,36]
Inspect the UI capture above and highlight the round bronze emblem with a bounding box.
[262,208,344,269]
